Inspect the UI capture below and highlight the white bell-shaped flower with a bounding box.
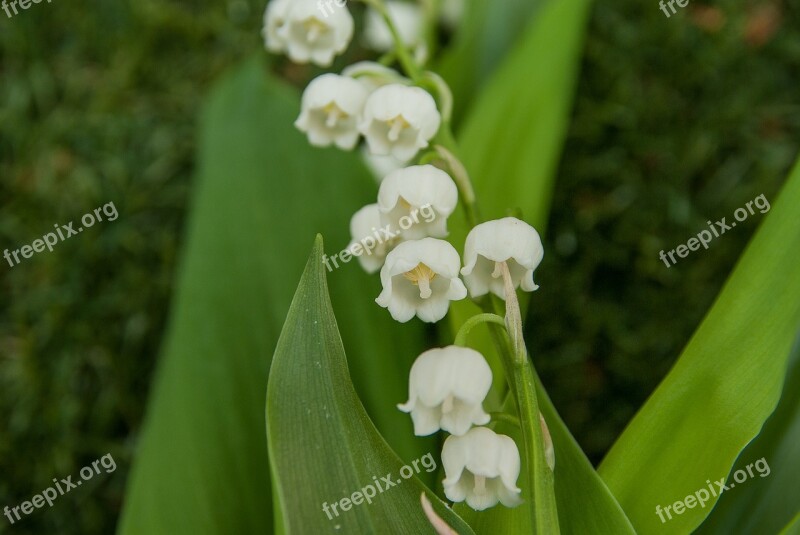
[461,217,544,299]
[376,238,467,323]
[347,204,400,273]
[378,165,457,239]
[359,84,441,161]
[397,346,492,436]
[276,0,354,67]
[442,427,523,511]
[294,74,369,150]
[262,0,292,52]
[364,1,424,52]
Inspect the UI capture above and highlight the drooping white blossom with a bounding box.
[442,427,523,511]
[376,238,467,323]
[294,74,369,150]
[347,204,400,273]
[262,0,292,52]
[461,217,544,299]
[377,165,457,239]
[274,0,354,67]
[398,346,492,436]
[364,1,424,52]
[359,84,441,161]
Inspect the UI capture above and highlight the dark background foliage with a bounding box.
[0,0,796,533]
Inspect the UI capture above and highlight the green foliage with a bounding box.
[437,0,543,123]
[118,60,431,534]
[599,160,800,533]
[2,0,799,533]
[267,236,474,534]
[696,337,800,535]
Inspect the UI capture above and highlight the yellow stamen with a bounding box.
[403,263,436,299]
[387,115,410,142]
[303,18,328,43]
[323,102,346,128]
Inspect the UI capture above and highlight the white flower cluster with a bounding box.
[264,0,542,513]
[399,347,523,510]
[294,68,442,160]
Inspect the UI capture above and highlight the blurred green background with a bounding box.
[1,0,797,533]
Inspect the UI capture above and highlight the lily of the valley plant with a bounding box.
[264,0,557,529]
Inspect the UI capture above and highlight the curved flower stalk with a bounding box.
[377,165,458,239]
[359,84,442,161]
[398,346,492,436]
[364,1,425,57]
[343,61,408,92]
[442,427,523,511]
[376,238,467,323]
[264,0,354,67]
[461,217,545,299]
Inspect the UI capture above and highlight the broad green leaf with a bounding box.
[779,513,800,535]
[599,160,800,533]
[267,236,475,534]
[437,0,543,123]
[118,58,430,534]
[444,0,634,531]
[695,335,800,535]
[458,0,591,232]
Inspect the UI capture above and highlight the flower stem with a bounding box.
[453,313,505,346]
[433,129,480,228]
[484,263,560,533]
[362,0,423,81]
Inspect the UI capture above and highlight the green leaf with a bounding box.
[444,0,635,531]
[267,236,475,534]
[437,0,543,123]
[118,58,430,534]
[599,160,800,533]
[779,512,800,535]
[458,0,591,232]
[695,335,800,535]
